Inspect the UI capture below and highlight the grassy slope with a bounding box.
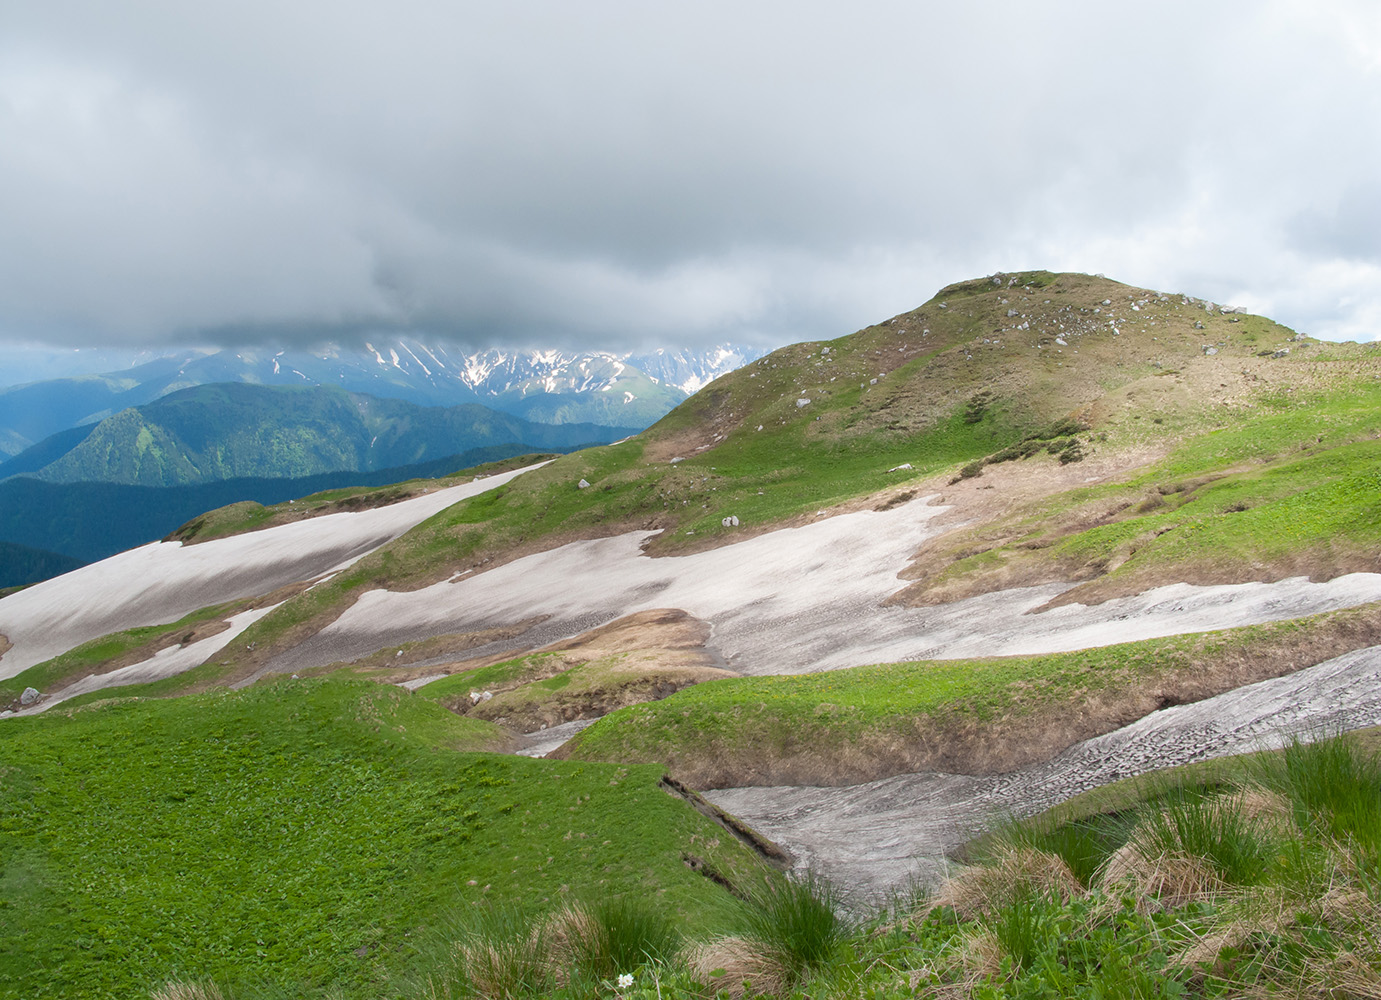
[903,375,1381,607]
[0,678,772,1000]
[167,452,559,545]
[561,602,1381,787]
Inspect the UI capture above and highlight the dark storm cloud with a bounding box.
[2,1,1381,350]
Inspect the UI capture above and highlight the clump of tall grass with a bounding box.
[544,895,679,985]
[1253,732,1381,852]
[150,983,226,1000]
[689,872,848,997]
[930,846,1084,919]
[1099,787,1281,906]
[410,903,552,1000]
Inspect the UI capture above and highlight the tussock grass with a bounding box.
[930,847,1084,919]
[149,982,226,1000]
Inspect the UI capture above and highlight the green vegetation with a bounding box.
[0,678,772,999]
[129,734,1381,1000]
[911,373,1381,606]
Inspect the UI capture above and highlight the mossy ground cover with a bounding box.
[0,678,770,1000]
[562,604,1381,785]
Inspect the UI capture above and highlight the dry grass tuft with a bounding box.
[685,935,791,999]
[1216,787,1295,834]
[928,847,1084,919]
[149,983,225,1000]
[539,905,601,983]
[1097,842,1223,908]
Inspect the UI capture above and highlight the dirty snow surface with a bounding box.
[271,493,1381,676]
[706,644,1381,906]
[0,468,532,679]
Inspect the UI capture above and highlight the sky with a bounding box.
[3,0,1381,356]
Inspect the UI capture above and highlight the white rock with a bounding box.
[821,346,830,354]
[19,687,40,706]
[796,398,811,407]
[721,516,740,528]
[1055,337,1067,346]
[577,479,591,489]
[887,463,913,472]
[670,457,684,463]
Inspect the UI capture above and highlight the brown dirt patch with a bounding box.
[619,603,1381,789]
[0,632,11,662]
[437,608,737,733]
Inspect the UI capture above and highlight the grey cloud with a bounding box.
[1,1,1380,350]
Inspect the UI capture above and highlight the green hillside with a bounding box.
[0,678,774,999]
[214,270,1381,676]
[27,384,639,487]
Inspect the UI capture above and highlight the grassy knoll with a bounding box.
[561,603,1381,787]
[215,270,1368,677]
[0,678,772,1000]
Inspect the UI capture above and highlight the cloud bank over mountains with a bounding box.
[3,1,1381,350]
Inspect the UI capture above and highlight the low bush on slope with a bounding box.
[0,678,771,1000]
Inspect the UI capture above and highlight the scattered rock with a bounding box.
[577,479,591,489]
[869,378,878,385]
[887,463,913,473]
[1272,348,1290,358]
[1102,299,1112,306]
[796,398,810,407]
[670,457,684,463]
[1195,320,1205,329]
[721,515,740,528]
[1006,308,1019,317]
[19,687,40,706]
[821,346,830,354]
[1203,346,1218,355]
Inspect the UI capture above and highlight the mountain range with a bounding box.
[3,271,1381,999]
[0,339,762,458]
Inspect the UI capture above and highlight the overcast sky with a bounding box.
[2,1,1381,354]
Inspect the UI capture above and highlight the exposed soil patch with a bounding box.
[887,443,1172,607]
[436,608,737,733]
[340,617,551,677]
[623,603,1381,789]
[0,632,10,662]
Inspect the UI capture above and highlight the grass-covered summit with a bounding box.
[206,270,1378,676]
